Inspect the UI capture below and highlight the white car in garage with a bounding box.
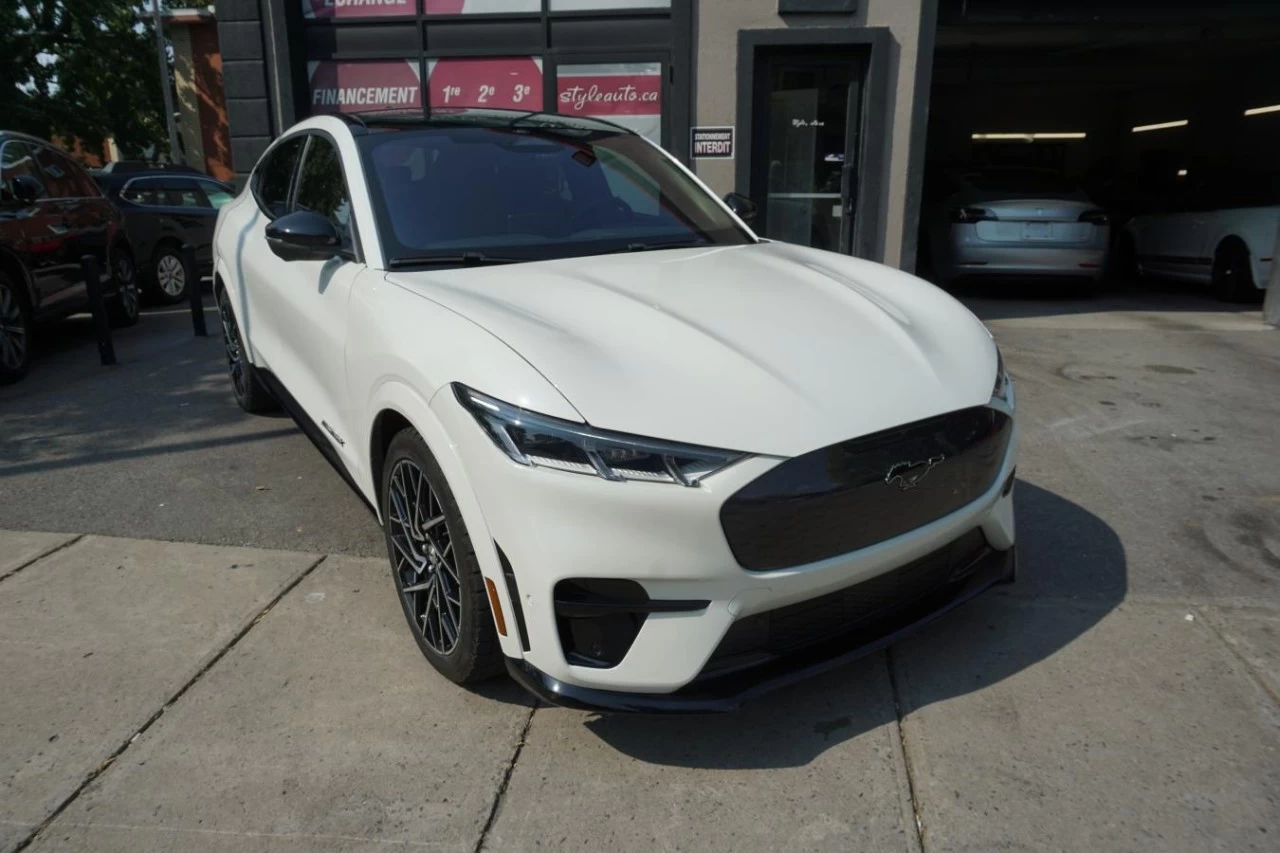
[211,110,1017,712]
[1118,178,1277,301]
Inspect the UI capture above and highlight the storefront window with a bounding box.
[308,60,423,114]
[423,0,539,12]
[303,0,418,19]
[555,62,662,145]
[427,57,544,110]
[549,0,670,9]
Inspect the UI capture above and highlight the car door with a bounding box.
[0,140,72,310]
[31,144,106,301]
[244,132,364,466]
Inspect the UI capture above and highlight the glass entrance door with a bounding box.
[753,52,863,252]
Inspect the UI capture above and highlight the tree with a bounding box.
[0,0,168,158]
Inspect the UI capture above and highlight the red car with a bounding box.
[0,130,140,384]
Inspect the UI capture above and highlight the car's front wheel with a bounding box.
[107,248,140,328]
[215,286,276,413]
[0,274,32,385]
[382,428,503,685]
[1212,239,1256,303]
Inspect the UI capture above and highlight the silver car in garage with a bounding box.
[921,167,1110,287]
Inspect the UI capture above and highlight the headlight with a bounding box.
[992,348,1013,405]
[454,384,748,486]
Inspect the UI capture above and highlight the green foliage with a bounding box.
[0,0,168,158]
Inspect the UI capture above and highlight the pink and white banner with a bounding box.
[308,60,422,114]
[303,0,416,19]
[423,0,538,12]
[426,57,544,110]
[556,62,662,144]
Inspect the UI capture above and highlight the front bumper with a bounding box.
[506,539,1015,713]
[431,390,1019,703]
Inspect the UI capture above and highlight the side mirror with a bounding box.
[724,191,758,223]
[9,174,45,205]
[265,210,340,262]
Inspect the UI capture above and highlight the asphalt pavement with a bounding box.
[1,281,1278,851]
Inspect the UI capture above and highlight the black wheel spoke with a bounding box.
[388,458,462,656]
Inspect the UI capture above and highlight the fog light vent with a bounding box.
[554,579,649,669]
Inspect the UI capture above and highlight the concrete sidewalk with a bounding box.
[2,529,1277,852]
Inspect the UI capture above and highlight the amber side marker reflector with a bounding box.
[485,578,508,636]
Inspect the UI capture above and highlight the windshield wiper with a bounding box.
[388,252,525,268]
[624,240,705,253]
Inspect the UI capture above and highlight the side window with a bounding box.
[0,141,44,204]
[198,179,235,209]
[121,178,165,206]
[294,136,353,252]
[32,146,81,198]
[164,178,208,208]
[62,155,101,197]
[254,136,305,218]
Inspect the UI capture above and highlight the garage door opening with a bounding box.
[919,3,1280,302]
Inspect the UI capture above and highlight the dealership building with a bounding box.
[216,0,1279,271]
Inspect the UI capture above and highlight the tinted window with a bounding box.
[164,178,207,208]
[121,178,166,206]
[0,141,44,204]
[255,136,305,217]
[965,169,1077,196]
[197,179,235,209]
[361,125,751,265]
[294,137,353,251]
[33,146,96,198]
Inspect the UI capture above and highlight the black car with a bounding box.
[0,130,140,384]
[94,170,235,304]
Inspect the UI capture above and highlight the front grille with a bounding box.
[703,528,990,676]
[720,406,1011,571]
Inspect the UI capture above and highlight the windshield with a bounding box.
[360,125,753,265]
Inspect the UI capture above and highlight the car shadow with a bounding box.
[942,274,1263,322]
[580,480,1126,769]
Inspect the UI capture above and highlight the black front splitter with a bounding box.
[504,545,1016,714]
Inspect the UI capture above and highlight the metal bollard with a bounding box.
[80,254,116,366]
[182,243,207,337]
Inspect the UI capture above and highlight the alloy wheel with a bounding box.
[217,293,246,399]
[386,458,463,656]
[115,256,139,318]
[156,254,186,297]
[0,283,27,372]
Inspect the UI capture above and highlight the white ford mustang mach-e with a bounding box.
[212,109,1017,712]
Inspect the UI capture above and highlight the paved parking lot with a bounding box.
[2,283,1278,852]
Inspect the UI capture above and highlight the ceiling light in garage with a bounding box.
[1132,120,1189,133]
[1244,104,1280,116]
[971,132,1086,142]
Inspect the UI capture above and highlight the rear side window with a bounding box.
[165,178,208,208]
[197,179,235,209]
[254,136,305,218]
[294,136,353,252]
[0,141,44,203]
[32,146,81,198]
[121,178,166,206]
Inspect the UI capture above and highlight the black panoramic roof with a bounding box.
[332,107,634,137]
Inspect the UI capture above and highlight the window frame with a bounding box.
[251,134,309,220]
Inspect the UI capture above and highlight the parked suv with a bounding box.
[94,169,236,304]
[0,131,140,383]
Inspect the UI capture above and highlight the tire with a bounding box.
[106,247,140,328]
[149,243,189,304]
[0,273,33,385]
[215,285,277,414]
[1212,240,1256,303]
[382,428,503,685]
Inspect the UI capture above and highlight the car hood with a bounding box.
[386,241,998,457]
